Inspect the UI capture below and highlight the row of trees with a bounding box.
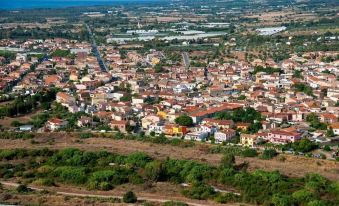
[0,89,58,118]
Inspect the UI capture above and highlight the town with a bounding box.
[0,0,338,206]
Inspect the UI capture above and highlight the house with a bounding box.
[77,116,92,127]
[164,124,187,136]
[110,120,128,133]
[185,131,208,141]
[142,115,161,129]
[240,134,258,147]
[19,125,34,132]
[330,122,339,135]
[267,130,301,144]
[149,123,165,134]
[236,122,251,131]
[46,118,68,131]
[56,92,76,104]
[319,113,338,124]
[214,129,236,143]
[201,118,234,129]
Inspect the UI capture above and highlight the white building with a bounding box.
[214,129,236,143]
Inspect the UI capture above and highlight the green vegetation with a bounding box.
[252,66,282,75]
[0,88,57,118]
[283,139,318,153]
[215,107,263,133]
[293,70,303,79]
[175,115,193,127]
[163,201,188,206]
[293,83,314,97]
[50,49,71,58]
[0,132,34,140]
[241,148,258,157]
[306,113,327,130]
[260,149,278,160]
[0,50,15,63]
[97,132,194,148]
[0,148,338,205]
[123,191,137,203]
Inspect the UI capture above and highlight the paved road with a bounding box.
[182,52,190,68]
[85,24,109,72]
[0,181,214,206]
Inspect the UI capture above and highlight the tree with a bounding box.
[241,148,258,157]
[16,184,31,193]
[175,115,193,127]
[164,201,188,206]
[123,191,137,203]
[323,145,331,152]
[220,153,235,168]
[326,127,335,137]
[260,149,278,160]
[144,161,164,182]
[10,120,22,127]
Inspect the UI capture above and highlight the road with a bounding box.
[0,181,230,206]
[85,24,109,72]
[182,52,190,68]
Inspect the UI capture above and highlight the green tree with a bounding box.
[292,189,314,204]
[260,149,278,160]
[220,153,235,168]
[123,191,137,203]
[175,115,193,127]
[326,127,335,137]
[144,161,164,182]
[16,184,31,193]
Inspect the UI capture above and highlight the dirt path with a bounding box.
[0,181,244,206]
[0,134,338,181]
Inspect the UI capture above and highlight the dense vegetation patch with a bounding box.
[0,148,337,205]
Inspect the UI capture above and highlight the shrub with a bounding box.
[241,148,258,157]
[163,201,188,206]
[260,149,278,160]
[292,189,314,203]
[214,193,239,203]
[33,178,55,186]
[144,161,164,182]
[271,194,295,206]
[181,183,216,200]
[123,191,137,203]
[16,184,31,193]
[53,166,87,184]
[79,133,93,139]
[220,153,235,168]
[175,115,193,126]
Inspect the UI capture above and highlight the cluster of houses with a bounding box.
[1,38,339,147]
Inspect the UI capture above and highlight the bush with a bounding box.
[214,193,239,203]
[163,201,188,206]
[144,161,164,182]
[241,148,258,157]
[182,183,216,200]
[292,189,314,203]
[16,184,31,193]
[175,115,193,126]
[11,120,22,127]
[323,145,331,152]
[271,194,295,206]
[260,149,278,160]
[79,133,93,139]
[33,178,55,186]
[220,153,235,168]
[123,191,137,203]
[53,166,87,185]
